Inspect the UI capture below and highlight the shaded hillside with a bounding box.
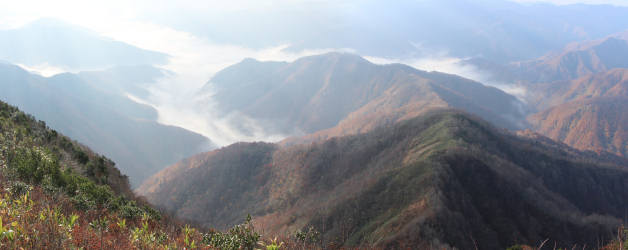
[530,97,628,158]
[139,110,628,249]
[0,63,212,186]
[199,52,527,140]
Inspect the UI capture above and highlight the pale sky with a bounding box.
[514,0,628,5]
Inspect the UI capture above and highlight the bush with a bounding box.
[73,150,89,165]
[8,181,31,197]
[118,201,144,219]
[201,215,261,250]
[71,193,96,211]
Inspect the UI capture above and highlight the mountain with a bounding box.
[199,52,528,142]
[0,62,212,186]
[0,18,168,69]
[138,110,628,249]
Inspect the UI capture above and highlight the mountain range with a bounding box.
[460,34,628,161]
[199,52,528,144]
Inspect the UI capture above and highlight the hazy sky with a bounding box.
[515,0,628,5]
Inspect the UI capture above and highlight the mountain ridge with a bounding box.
[199,52,528,145]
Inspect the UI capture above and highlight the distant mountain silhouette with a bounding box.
[0,18,168,69]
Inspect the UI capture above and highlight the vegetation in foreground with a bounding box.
[0,100,330,249]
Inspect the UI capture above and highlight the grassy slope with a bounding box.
[0,100,274,249]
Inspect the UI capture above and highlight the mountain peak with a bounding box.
[294,51,371,65]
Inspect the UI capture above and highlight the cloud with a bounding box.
[15,63,68,77]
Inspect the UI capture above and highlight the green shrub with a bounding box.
[71,193,96,211]
[201,215,261,250]
[73,150,89,164]
[118,201,144,219]
[8,181,31,197]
